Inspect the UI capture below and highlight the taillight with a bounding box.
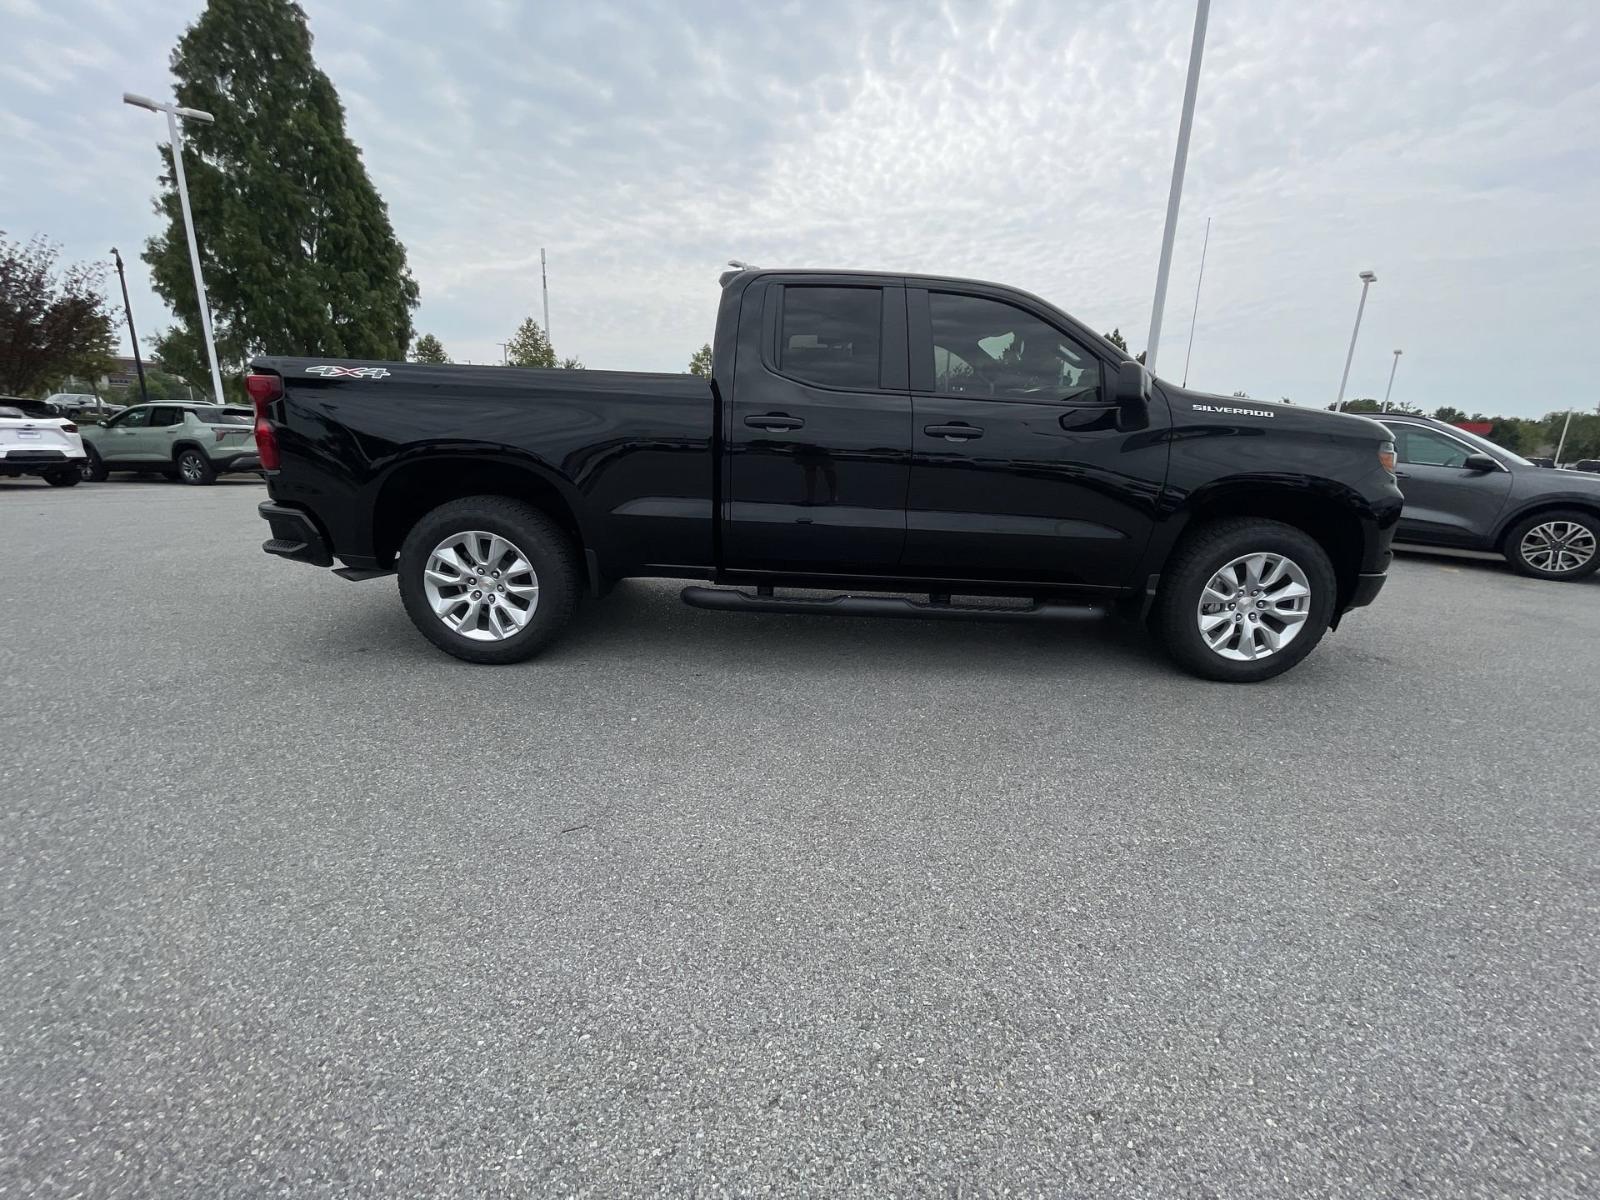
[246,372,284,470]
[1378,442,1396,474]
[214,429,228,443]
[62,423,78,433]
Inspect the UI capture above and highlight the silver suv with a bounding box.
[79,403,259,485]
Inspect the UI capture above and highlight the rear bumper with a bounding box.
[1,450,84,473]
[259,500,333,567]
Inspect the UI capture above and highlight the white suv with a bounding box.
[0,404,87,486]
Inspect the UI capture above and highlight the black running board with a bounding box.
[681,586,1107,623]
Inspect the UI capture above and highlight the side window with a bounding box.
[1394,426,1470,468]
[928,292,1100,402]
[114,408,150,429]
[148,406,183,428]
[777,286,883,390]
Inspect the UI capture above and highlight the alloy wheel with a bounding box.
[1520,520,1596,574]
[422,530,540,641]
[1196,552,1312,662]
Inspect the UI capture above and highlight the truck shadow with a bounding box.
[551,579,1173,680]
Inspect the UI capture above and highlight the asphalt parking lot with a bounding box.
[2,479,1597,1198]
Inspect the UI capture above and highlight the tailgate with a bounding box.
[0,418,82,458]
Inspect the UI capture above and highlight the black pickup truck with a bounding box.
[251,268,1402,681]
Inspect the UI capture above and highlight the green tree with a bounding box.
[504,317,555,367]
[0,233,117,395]
[688,342,712,377]
[412,333,449,364]
[1103,328,1128,352]
[558,355,584,370]
[1432,405,1467,423]
[142,0,418,396]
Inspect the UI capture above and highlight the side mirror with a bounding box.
[1110,360,1150,428]
[1462,453,1500,473]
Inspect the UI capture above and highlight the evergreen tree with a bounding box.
[412,333,449,363]
[688,343,712,377]
[142,0,418,394]
[504,317,555,367]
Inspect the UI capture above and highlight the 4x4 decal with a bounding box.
[305,365,391,379]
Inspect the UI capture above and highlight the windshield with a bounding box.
[188,408,252,425]
[1442,423,1533,467]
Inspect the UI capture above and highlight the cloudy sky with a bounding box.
[3,0,1596,416]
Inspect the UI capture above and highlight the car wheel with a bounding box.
[397,496,580,665]
[1152,517,1337,682]
[176,449,216,486]
[43,467,82,487]
[1502,510,1600,581]
[81,446,107,482]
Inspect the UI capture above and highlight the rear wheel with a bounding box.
[1502,510,1600,580]
[397,496,580,664]
[44,467,81,487]
[1152,518,1337,682]
[176,449,216,486]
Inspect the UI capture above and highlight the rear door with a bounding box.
[723,278,911,573]
[901,287,1169,588]
[1383,422,1512,546]
[145,405,186,462]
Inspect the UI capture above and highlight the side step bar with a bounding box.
[681,586,1107,623]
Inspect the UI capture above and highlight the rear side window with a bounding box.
[188,408,251,425]
[778,287,882,390]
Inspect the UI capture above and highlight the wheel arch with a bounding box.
[1163,480,1370,614]
[1491,497,1600,549]
[170,439,208,462]
[371,453,591,578]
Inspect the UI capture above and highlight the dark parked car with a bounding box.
[1526,456,1555,469]
[1571,459,1600,474]
[251,267,1402,682]
[1378,415,1600,579]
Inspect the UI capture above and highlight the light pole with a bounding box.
[110,247,150,407]
[1381,349,1402,411]
[1144,0,1211,374]
[1555,410,1575,466]
[540,248,551,345]
[1335,270,1377,410]
[122,92,225,407]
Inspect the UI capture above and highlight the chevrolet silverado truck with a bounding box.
[251,268,1402,682]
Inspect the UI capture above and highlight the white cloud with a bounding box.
[2,0,1596,414]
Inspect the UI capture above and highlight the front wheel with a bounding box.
[176,449,216,486]
[397,496,580,665]
[1502,510,1600,581]
[1152,518,1337,682]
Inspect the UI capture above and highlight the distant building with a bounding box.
[1452,421,1493,437]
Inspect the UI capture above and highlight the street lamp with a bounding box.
[1144,0,1211,374]
[122,91,226,407]
[1381,349,1402,411]
[1335,270,1377,411]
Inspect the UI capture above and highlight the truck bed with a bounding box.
[254,358,716,576]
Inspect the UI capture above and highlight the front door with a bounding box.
[900,288,1170,589]
[1383,422,1513,545]
[101,406,152,462]
[723,280,912,574]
